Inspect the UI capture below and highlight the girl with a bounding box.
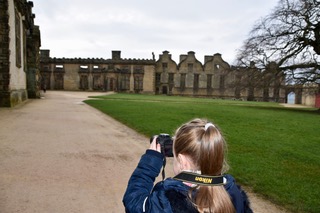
[123,118,251,213]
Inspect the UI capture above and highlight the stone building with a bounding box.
[155,51,235,97]
[155,51,287,102]
[286,83,320,107]
[40,50,155,94]
[0,0,41,107]
[40,50,287,102]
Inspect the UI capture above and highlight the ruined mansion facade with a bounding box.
[1,0,317,107]
[40,50,286,102]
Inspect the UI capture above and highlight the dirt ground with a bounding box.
[0,91,290,213]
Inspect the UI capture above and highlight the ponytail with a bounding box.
[174,119,235,213]
[194,185,234,213]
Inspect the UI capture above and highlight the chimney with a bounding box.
[112,51,121,60]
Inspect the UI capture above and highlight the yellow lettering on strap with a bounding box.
[195,176,213,184]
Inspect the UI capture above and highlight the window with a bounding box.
[207,74,212,89]
[162,63,168,70]
[120,74,130,90]
[180,74,186,89]
[219,75,225,89]
[134,65,144,73]
[43,66,50,71]
[156,73,161,86]
[15,9,21,68]
[93,65,100,72]
[169,73,174,84]
[188,63,193,72]
[134,75,143,91]
[55,65,64,71]
[80,75,88,90]
[79,65,88,73]
[93,75,101,90]
[122,65,130,72]
[54,74,64,90]
[194,74,199,90]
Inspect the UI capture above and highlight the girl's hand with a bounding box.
[149,136,161,153]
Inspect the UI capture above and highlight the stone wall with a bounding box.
[0,0,11,106]
[0,0,40,107]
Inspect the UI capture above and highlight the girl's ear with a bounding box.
[178,154,193,171]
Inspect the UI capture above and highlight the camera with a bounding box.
[150,134,173,157]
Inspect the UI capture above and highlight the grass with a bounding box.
[84,93,320,213]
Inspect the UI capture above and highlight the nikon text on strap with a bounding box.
[173,171,227,186]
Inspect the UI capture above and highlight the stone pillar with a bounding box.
[26,25,41,98]
[88,73,93,90]
[50,69,54,89]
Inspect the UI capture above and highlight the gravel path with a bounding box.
[0,91,289,213]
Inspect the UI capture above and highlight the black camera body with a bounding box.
[150,134,173,157]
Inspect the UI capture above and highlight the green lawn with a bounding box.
[84,94,320,213]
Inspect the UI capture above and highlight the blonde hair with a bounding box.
[173,118,235,213]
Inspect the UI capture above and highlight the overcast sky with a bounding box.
[31,0,279,64]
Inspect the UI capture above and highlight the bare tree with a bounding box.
[236,0,320,85]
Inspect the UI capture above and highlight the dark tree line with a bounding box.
[236,0,319,87]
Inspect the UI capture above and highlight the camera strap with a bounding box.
[173,171,227,186]
[160,141,170,180]
[161,157,167,180]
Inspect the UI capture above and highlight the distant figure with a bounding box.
[43,84,46,93]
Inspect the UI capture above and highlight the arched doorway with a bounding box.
[162,86,168,95]
[287,92,295,104]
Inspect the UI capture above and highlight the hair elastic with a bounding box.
[205,123,215,131]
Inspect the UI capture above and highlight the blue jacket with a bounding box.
[123,150,251,213]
